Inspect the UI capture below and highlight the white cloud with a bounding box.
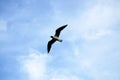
[82,29,112,40]
[19,48,51,80]
[51,75,79,80]
[18,48,82,80]
[0,19,11,42]
[0,19,7,32]
[63,2,120,42]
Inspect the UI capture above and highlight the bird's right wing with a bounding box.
[47,39,56,53]
[55,24,67,37]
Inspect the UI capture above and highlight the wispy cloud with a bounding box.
[19,49,51,80]
[0,19,7,31]
[0,0,120,80]
[19,48,80,80]
[67,4,119,41]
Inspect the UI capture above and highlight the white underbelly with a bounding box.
[53,36,62,42]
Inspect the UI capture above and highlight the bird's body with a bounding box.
[47,24,67,53]
[50,36,62,42]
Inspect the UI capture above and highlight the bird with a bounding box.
[47,24,68,53]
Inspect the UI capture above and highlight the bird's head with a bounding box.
[50,36,53,38]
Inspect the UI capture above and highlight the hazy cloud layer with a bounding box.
[0,0,120,80]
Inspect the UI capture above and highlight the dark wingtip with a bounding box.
[64,24,68,27]
[47,49,50,53]
[48,51,50,54]
[62,24,68,27]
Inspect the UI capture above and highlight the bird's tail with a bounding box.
[59,40,63,42]
[57,39,62,42]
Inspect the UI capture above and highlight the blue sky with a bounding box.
[0,0,120,80]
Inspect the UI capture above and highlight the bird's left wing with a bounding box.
[55,24,67,37]
[47,39,56,53]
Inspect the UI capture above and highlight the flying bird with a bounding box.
[47,24,68,53]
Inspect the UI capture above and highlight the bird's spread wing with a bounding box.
[55,24,67,37]
[47,39,56,53]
